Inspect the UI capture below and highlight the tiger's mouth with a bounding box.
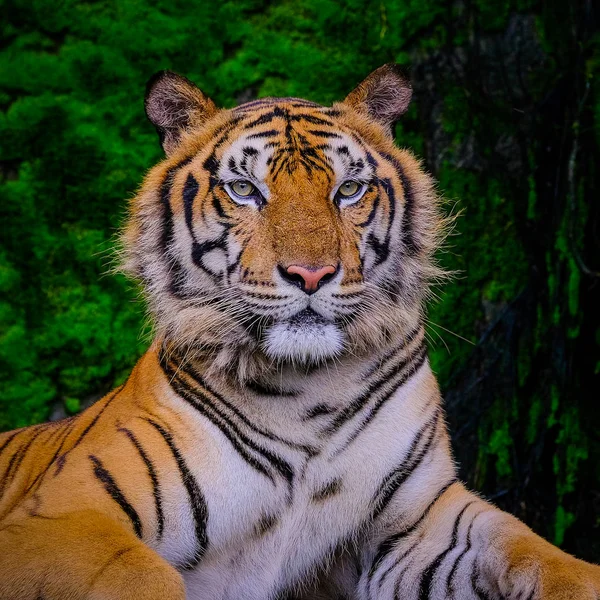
[286,307,330,328]
[260,308,345,363]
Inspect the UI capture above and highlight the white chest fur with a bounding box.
[162,359,451,600]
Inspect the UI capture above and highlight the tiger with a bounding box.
[0,64,599,600]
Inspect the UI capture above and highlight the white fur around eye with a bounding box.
[224,181,265,208]
[334,181,367,207]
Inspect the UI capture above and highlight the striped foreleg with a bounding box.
[361,482,600,600]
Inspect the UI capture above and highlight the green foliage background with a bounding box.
[1,0,598,558]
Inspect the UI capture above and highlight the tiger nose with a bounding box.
[280,264,338,294]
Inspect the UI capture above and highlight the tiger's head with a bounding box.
[122,65,445,378]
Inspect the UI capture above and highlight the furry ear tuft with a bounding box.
[343,64,412,135]
[145,71,218,155]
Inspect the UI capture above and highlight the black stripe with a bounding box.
[160,156,194,253]
[326,335,425,434]
[161,358,293,484]
[366,177,396,266]
[312,478,342,502]
[165,350,314,455]
[0,430,22,458]
[290,113,335,126]
[368,480,457,580]
[371,409,440,519]
[471,562,494,600]
[356,192,380,228]
[55,386,123,475]
[307,129,342,138]
[242,108,285,129]
[25,419,77,494]
[445,511,483,594]
[341,347,428,449]
[379,151,419,256]
[254,513,278,536]
[372,536,422,599]
[2,426,45,484]
[144,419,208,568]
[417,500,476,599]
[246,129,280,139]
[235,98,321,111]
[245,380,298,397]
[304,404,335,419]
[166,372,276,482]
[89,454,142,539]
[191,232,228,273]
[118,427,165,540]
[183,172,200,239]
[362,325,422,379]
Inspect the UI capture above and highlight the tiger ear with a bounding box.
[145,71,218,155]
[343,64,412,136]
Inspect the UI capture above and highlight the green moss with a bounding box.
[64,397,81,414]
[554,505,576,546]
[488,418,513,478]
[547,385,560,428]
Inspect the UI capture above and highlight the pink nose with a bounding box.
[284,264,337,294]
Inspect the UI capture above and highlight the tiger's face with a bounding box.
[123,66,443,372]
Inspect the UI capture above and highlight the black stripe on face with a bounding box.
[183,172,199,240]
[242,107,288,129]
[118,427,165,540]
[160,157,194,254]
[157,156,195,298]
[144,419,208,569]
[246,129,280,139]
[307,129,342,139]
[366,177,396,266]
[379,151,419,256]
[355,193,379,228]
[89,454,143,539]
[290,113,335,127]
[235,98,321,112]
[191,232,228,274]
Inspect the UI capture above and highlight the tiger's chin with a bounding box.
[261,309,345,364]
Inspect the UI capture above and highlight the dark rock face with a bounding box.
[410,4,599,560]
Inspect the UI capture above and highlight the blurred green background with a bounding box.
[1,0,598,558]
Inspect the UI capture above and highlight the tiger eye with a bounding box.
[338,181,360,197]
[231,180,255,197]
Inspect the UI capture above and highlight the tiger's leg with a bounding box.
[360,482,600,600]
[0,509,185,600]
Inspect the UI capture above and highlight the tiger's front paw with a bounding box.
[504,536,600,600]
[536,557,600,600]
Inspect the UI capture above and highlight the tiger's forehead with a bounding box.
[216,100,373,195]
